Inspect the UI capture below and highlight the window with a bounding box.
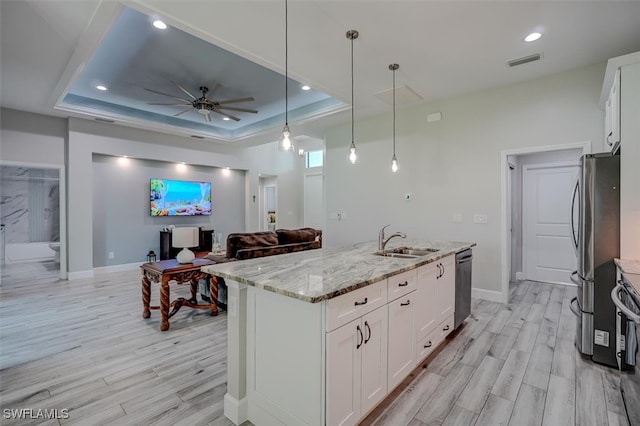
[306,150,323,168]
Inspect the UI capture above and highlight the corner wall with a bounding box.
[324,62,605,297]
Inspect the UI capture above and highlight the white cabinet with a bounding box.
[387,292,415,391]
[435,255,455,324]
[604,69,620,153]
[326,305,388,426]
[415,262,438,341]
[387,268,417,301]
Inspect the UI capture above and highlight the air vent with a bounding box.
[191,135,205,139]
[94,117,115,123]
[507,53,542,67]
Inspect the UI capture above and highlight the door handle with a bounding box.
[356,325,363,349]
[570,270,581,286]
[611,284,640,324]
[570,176,580,257]
[364,321,371,344]
[569,297,581,318]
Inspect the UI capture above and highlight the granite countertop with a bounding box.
[614,258,640,294]
[201,240,475,303]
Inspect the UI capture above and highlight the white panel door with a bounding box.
[360,306,388,416]
[326,320,361,426]
[304,173,324,229]
[387,292,415,391]
[523,163,578,284]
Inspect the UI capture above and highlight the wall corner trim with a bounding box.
[471,288,504,303]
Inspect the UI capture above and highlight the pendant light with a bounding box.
[278,0,293,152]
[389,63,399,172]
[346,30,359,164]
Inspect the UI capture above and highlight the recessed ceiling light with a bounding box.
[524,32,542,42]
[96,85,108,91]
[222,117,230,121]
[153,20,167,30]
[301,85,311,91]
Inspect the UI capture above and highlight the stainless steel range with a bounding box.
[611,274,640,425]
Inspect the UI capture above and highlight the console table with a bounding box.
[141,257,218,331]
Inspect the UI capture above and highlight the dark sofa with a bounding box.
[201,228,322,304]
[205,227,322,262]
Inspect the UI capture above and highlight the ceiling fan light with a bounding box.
[197,106,209,115]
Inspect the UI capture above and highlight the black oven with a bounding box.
[611,277,640,426]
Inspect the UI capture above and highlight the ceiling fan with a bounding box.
[144,81,258,122]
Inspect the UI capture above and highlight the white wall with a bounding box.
[0,109,66,165]
[324,62,605,296]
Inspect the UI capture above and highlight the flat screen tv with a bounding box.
[150,178,212,216]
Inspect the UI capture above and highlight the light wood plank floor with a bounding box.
[0,263,629,425]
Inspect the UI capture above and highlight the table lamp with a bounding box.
[172,227,199,263]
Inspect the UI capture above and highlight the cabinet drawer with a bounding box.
[436,314,455,342]
[326,280,388,332]
[387,269,417,301]
[416,329,438,365]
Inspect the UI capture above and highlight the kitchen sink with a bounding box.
[374,246,439,259]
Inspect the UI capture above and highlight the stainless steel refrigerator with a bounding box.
[569,153,620,367]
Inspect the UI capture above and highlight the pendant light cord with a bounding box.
[350,34,354,144]
[284,0,288,126]
[392,66,396,157]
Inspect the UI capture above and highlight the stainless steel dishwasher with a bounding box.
[455,249,473,329]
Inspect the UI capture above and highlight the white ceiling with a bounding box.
[2,0,640,147]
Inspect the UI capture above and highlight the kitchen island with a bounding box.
[202,239,475,426]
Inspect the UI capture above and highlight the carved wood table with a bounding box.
[140,257,218,331]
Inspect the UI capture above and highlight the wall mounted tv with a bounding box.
[150,178,212,216]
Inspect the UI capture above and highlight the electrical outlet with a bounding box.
[452,214,463,223]
[108,251,115,259]
[473,214,488,224]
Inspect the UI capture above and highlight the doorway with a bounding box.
[500,143,589,303]
[0,162,67,280]
[259,176,277,232]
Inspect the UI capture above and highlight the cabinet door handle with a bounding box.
[443,324,450,331]
[401,300,411,306]
[364,321,371,344]
[424,341,432,349]
[356,325,363,349]
[399,281,409,287]
[354,297,368,306]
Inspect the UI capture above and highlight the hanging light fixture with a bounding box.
[346,30,359,164]
[389,63,399,172]
[278,0,293,152]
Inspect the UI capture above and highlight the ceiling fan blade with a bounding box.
[203,111,212,123]
[147,102,191,106]
[212,109,240,121]
[171,80,198,100]
[173,108,193,117]
[216,97,255,105]
[217,106,258,114]
[144,88,192,103]
[208,83,222,97]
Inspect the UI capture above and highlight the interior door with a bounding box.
[523,162,579,284]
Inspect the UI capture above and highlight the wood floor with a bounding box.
[0,262,629,426]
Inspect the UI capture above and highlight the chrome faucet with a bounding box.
[378,224,407,252]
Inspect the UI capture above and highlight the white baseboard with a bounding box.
[67,270,94,280]
[94,262,142,275]
[472,288,505,303]
[515,272,526,281]
[224,393,248,425]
